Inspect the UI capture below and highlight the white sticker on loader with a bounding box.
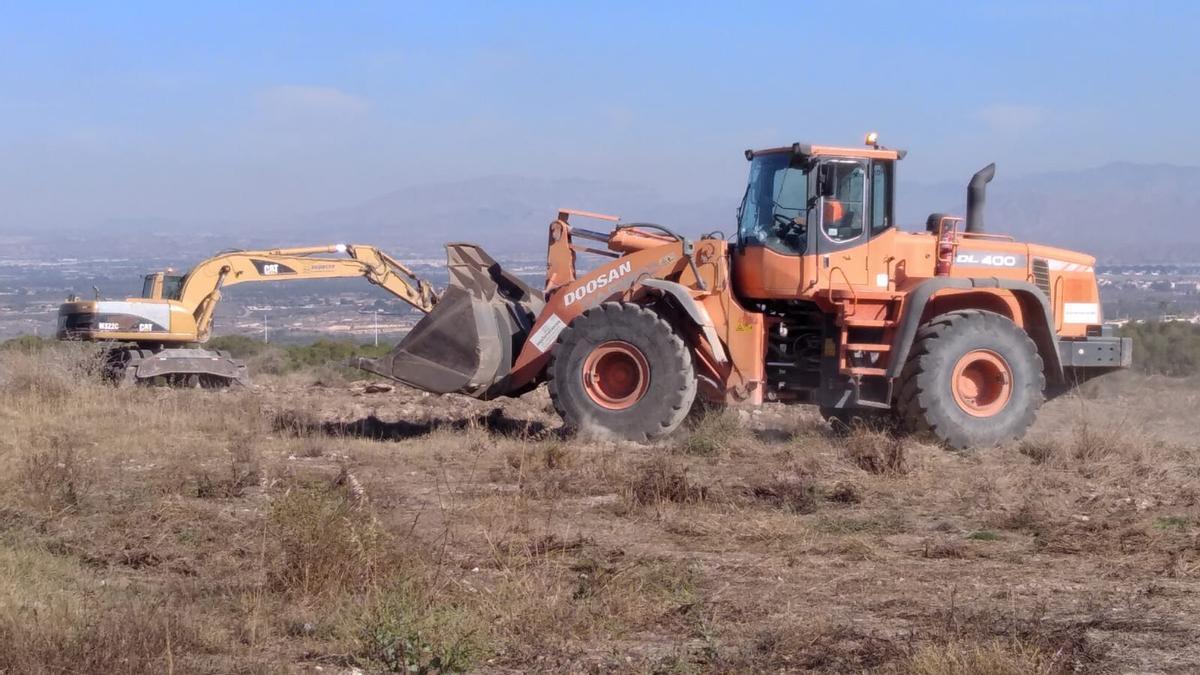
[529,313,568,353]
[1063,302,1100,324]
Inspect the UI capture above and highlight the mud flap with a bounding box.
[356,243,544,398]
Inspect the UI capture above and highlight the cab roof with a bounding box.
[745,142,906,161]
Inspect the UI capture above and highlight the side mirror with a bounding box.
[818,164,836,198]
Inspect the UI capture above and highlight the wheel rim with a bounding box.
[582,341,650,410]
[951,349,1013,417]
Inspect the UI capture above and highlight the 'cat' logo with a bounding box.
[563,261,633,306]
[262,264,279,275]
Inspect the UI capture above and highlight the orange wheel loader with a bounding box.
[359,137,1131,448]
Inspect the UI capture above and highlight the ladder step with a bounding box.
[842,318,896,328]
[845,343,891,352]
[845,366,888,376]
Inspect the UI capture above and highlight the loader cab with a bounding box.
[734,142,900,299]
[141,272,185,301]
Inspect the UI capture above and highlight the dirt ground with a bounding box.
[2,348,1200,673]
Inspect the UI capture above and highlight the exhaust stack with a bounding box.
[965,163,996,233]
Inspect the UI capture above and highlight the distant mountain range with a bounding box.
[899,162,1200,262]
[295,175,733,256]
[296,162,1200,262]
[5,162,1199,263]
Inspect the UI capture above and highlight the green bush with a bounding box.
[0,335,51,353]
[205,336,395,378]
[282,340,393,371]
[1120,321,1200,377]
[205,334,268,358]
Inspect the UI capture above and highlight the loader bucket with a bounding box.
[356,243,544,398]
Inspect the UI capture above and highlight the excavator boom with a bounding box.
[57,243,439,385]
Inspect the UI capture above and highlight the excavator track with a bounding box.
[103,346,248,387]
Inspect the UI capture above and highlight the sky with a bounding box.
[0,1,1195,231]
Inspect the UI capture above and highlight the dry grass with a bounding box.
[900,639,1057,675]
[843,426,911,475]
[676,406,746,456]
[0,345,1198,671]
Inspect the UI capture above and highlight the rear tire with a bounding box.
[896,310,1044,449]
[549,302,696,441]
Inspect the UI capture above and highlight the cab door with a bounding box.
[865,159,896,290]
[814,159,871,289]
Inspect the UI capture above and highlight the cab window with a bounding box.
[821,160,866,243]
[162,275,185,300]
[737,152,812,254]
[870,161,893,236]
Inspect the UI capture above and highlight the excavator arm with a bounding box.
[179,244,438,341]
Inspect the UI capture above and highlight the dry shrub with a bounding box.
[1070,422,1124,463]
[748,469,822,513]
[843,427,910,475]
[0,546,206,675]
[272,408,321,436]
[902,639,1056,675]
[0,343,104,402]
[722,621,903,672]
[569,555,699,605]
[196,438,261,498]
[269,481,389,597]
[472,553,701,662]
[623,457,707,508]
[825,481,863,504]
[678,407,744,456]
[19,446,89,512]
[503,443,632,501]
[353,579,486,674]
[826,537,878,560]
[921,597,1107,673]
[921,537,969,559]
[506,439,570,472]
[814,511,910,536]
[990,498,1049,532]
[1017,439,1057,464]
[0,593,193,675]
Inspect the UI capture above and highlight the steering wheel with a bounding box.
[774,212,806,234]
[772,212,807,248]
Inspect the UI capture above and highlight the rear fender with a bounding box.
[504,242,688,390]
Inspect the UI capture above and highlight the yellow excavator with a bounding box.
[56,244,438,385]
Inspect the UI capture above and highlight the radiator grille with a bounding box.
[1032,258,1051,298]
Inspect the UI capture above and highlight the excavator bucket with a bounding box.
[356,243,544,399]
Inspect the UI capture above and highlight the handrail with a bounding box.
[958,231,1016,242]
[827,266,858,315]
[1052,275,1064,332]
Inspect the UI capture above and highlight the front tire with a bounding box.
[896,310,1044,449]
[548,303,696,441]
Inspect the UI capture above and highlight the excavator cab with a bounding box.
[141,273,163,299]
[139,272,185,300]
